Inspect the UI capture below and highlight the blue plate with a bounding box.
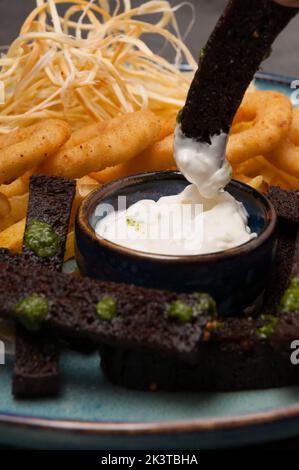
[1,71,299,450]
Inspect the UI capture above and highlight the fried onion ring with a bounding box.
[91,133,175,184]
[265,108,299,178]
[227,91,292,164]
[0,119,71,184]
[236,155,299,189]
[38,111,161,179]
[0,192,11,219]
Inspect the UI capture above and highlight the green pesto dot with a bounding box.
[168,300,193,324]
[25,220,60,258]
[96,296,117,321]
[214,321,225,330]
[126,217,141,231]
[14,293,48,331]
[192,292,217,316]
[280,277,299,313]
[256,314,279,339]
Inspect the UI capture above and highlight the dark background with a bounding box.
[0,0,298,76]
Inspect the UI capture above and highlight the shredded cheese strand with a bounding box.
[0,0,195,132]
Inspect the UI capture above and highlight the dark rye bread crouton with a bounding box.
[0,261,214,364]
[292,232,299,278]
[13,327,60,397]
[263,226,297,315]
[264,190,299,356]
[0,249,61,397]
[271,233,299,355]
[267,187,299,225]
[22,175,76,271]
[271,280,299,355]
[14,175,76,398]
[263,188,299,315]
[181,0,297,141]
[100,316,299,391]
[271,311,299,356]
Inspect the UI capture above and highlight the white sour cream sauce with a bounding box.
[95,125,256,256]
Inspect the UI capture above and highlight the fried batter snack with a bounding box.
[63,122,108,150]
[0,175,29,198]
[0,193,11,219]
[227,91,292,164]
[0,218,26,253]
[38,111,161,179]
[236,155,299,189]
[265,109,299,178]
[92,133,175,184]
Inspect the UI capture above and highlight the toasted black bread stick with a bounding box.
[180,0,298,142]
[291,232,299,278]
[0,260,214,364]
[0,248,61,397]
[263,187,299,315]
[100,315,298,391]
[1,254,297,391]
[263,226,297,314]
[267,187,299,225]
[22,175,76,271]
[13,328,60,397]
[13,175,76,398]
[271,231,299,353]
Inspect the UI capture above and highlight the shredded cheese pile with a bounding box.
[0,0,196,133]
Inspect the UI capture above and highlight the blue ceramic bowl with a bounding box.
[75,171,277,316]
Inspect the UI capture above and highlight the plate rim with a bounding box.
[1,70,299,442]
[2,400,299,436]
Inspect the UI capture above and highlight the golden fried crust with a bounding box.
[264,107,299,179]
[38,111,161,178]
[0,119,71,184]
[227,91,292,164]
[92,133,175,184]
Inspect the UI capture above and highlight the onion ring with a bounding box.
[0,192,11,218]
[227,91,292,164]
[38,111,160,178]
[0,119,71,184]
[265,108,299,178]
[91,133,175,184]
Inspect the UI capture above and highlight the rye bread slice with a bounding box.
[267,187,299,225]
[22,175,76,271]
[13,175,76,398]
[100,316,299,391]
[1,252,296,392]
[0,248,61,397]
[180,0,297,141]
[0,260,214,364]
[263,188,299,315]
[13,327,60,397]
[291,232,299,278]
[263,225,297,315]
[271,232,299,354]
